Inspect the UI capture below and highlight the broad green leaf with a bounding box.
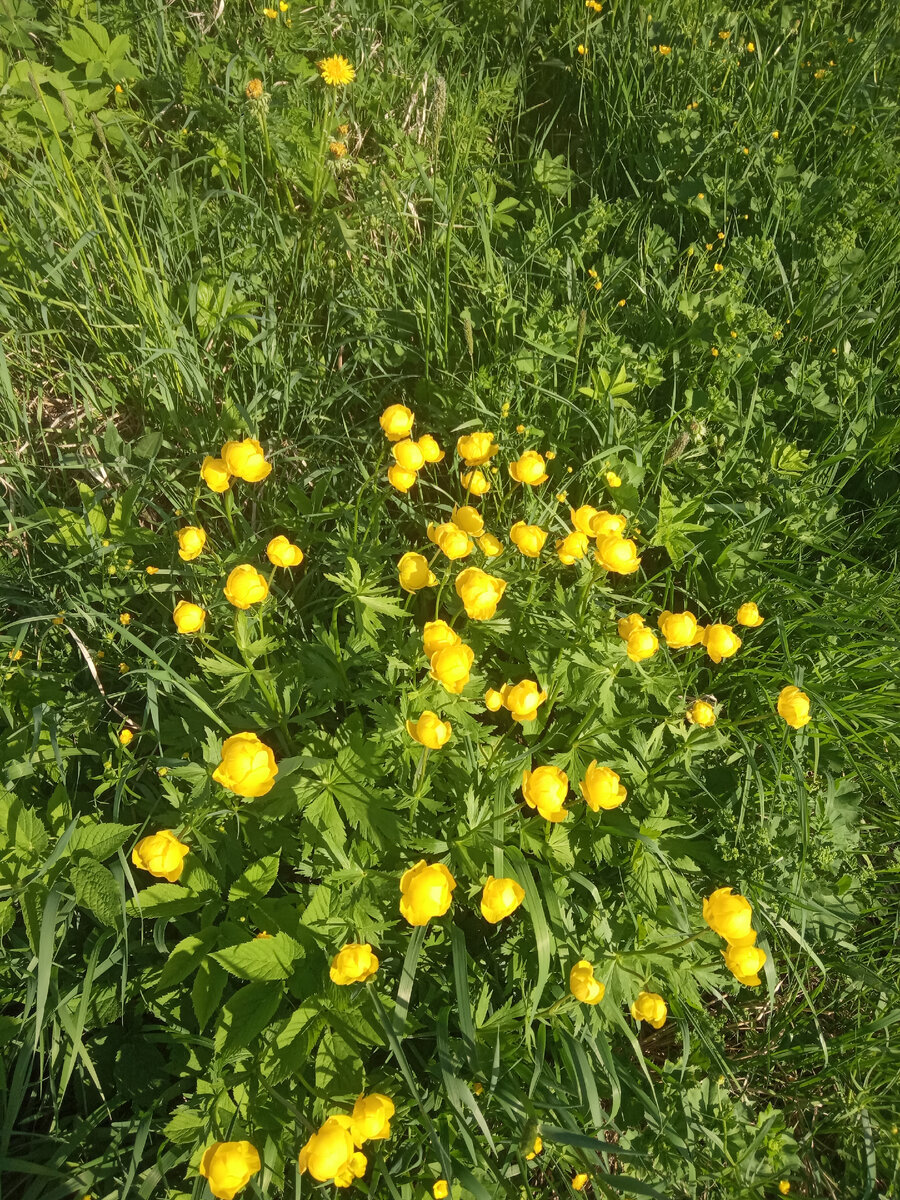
[71,858,121,926]
[228,855,280,901]
[214,981,283,1053]
[125,883,204,918]
[69,821,135,861]
[211,933,301,981]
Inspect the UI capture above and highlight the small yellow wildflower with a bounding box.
[617,298,626,307]
[717,231,725,239]
[714,263,724,273]
[516,424,526,433]
[577,44,587,56]
[719,30,731,39]
[546,450,556,461]
[711,347,719,357]
[658,45,671,55]
[730,331,738,338]
[706,242,713,250]
[556,492,568,503]
[747,41,755,52]
[246,78,264,100]
[8,649,23,662]
[697,192,705,199]
[318,55,355,86]
[279,0,288,8]
[743,146,750,154]
[814,68,826,79]
[772,130,780,139]
[146,566,159,575]
[115,84,123,94]
[119,662,129,674]
[605,470,622,488]
[263,6,277,16]
[338,123,349,135]
[330,140,348,157]
[119,613,131,626]
[588,268,597,278]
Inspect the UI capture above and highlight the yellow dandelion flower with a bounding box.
[318,55,356,86]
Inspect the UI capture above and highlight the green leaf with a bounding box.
[69,820,135,861]
[192,959,227,1031]
[211,933,301,981]
[71,858,121,926]
[0,788,49,861]
[125,883,204,918]
[157,928,220,991]
[228,856,279,901]
[214,981,283,1053]
[163,1106,205,1146]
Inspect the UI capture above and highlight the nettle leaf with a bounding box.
[157,928,220,991]
[0,788,49,861]
[126,883,205,918]
[228,856,280,901]
[69,820,136,861]
[214,981,284,1053]
[163,1106,206,1146]
[211,932,302,981]
[192,960,227,1032]
[71,858,121,926]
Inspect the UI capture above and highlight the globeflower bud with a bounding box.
[223,564,269,609]
[429,642,475,694]
[460,468,490,495]
[428,521,474,560]
[508,450,548,485]
[199,1140,262,1200]
[406,711,452,749]
[658,610,700,648]
[330,942,379,985]
[522,764,569,822]
[630,991,667,1028]
[266,535,304,567]
[423,619,460,660]
[722,943,767,986]
[484,687,505,711]
[510,521,547,558]
[477,531,503,556]
[556,530,589,564]
[398,552,437,592]
[201,456,232,493]
[595,534,641,574]
[379,404,414,441]
[298,1117,359,1183]
[617,613,645,640]
[569,959,605,1004]
[433,1182,449,1200]
[452,505,485,536]
[687,700,716,727]
[457,431,499,466]
[480,876,525,923]
[572,1174,589,1191]
[569,505,599,536]
[131,829,190,882]
[399,860,456,925]
[350,1093,395,1144]
[387,464,418,492]
[703,623,742,663]
[703,886,756,946]
[626,627,659,662]
[455,566,506,620]
[213,731,278,798]
[173,600,206,633]
[590,511,627,537]
[176,526,206,561]
[392,438,426,471]
[221,437,272,482]
[736,601,764,627]
[503,679,547,723]
[417,434,445,463]
[778,685,811,729]
[580,761,627,811]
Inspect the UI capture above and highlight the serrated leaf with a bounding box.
[163,1106,205,1146]
[72,858,121,926]
[228,856,279,901]
[193,959,227,1031]
[211,932,301,981]
[214,981,283,1053]
[69,820,136,861]
[126,883,205,918]
[158,928,220,991]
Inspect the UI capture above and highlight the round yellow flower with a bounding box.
[452,505,484,537]
[580,762,627,811]
[201,456,231,493]
[119,612,131,626]
[510,521,547,558]
[423,619,460,660]
[457,431,499,466]
[417,434,445,462]
[393,438,426,471]
[736,601,764,627]
[213,731,278,798]
[318,54,356,86]
[350,1093,395,1144]
[267,535,304,568]
[630,991,667,1028]
[428,521,473,560]
[380,404,415,441]
[131,829,189,882]
[387,464,418,492]
[173,600,206,634]
[508,450,548,485]
[572,1173,589,1191]
[658,610,701,648]
[522,764,569,822]
[118,729,133,746]
[333,1150,367,1188]
[478,531,503,557]
[569,959,605,1004]
[722,942,767,986]
[778,1183,790,1196]
[176,526,206,561]
[455,566,506,620]
[429,642,474,694]
[595,534,641,574]
[503,679,547,723]
[526,1136,543,1160]
[703,623,742,664]
[146,565,159,575]
[224,564,269,609]
[703,886,756,946]
[778,685,811,729]
[199,1141,261,1200]
[330,942,379,985]
[626,627,659,662]
[688,700,716,727]
[399,860,456,925]
[221,437,272,482]
[298,1117,357,1182]
[590,511,627,537]
[480,876,525,923]
[406,711,452,749]
[605,470,622,488]
[398,552,437,592]
[433,1182,449,1200]
[556,530,589,564]
[617,613,645,641]
[484,686,505,711]
[569,505,599,536]
[460,468,491,495]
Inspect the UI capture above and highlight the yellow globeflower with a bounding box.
[510,521,547,558]
[201,456,232,493]
[503,679,547,723]
[429,642,474,694]
[298,1117,358,1182]
[199,1141,261,1200]
[221,437,272,482]
[702,886,756,946]
[778,685,811,729]
[736,601,764,627]
[606,470,622,487]
[455,566,506,620]
[688,699,716,727]
[484,686,506,711]
[380,404,414,441]
[350,1093,395,1144]
[595,534,641,574]
[572,1174,589,1191]
[457,431,499,466]
[406,711,452,749]
[703,623,742,664]
[570,505,599,536]
[392,438,426,471]
[626,627,659,662]
[569,959,605,1004]
[387,464,418,493]
[658,610,701,648]
[330,942,379,985]
[131,830,189,882]
[428,521,474,561]
[433,1182,449,1200]
[224,564,269,609]
[630,991,667,1028]
[722,943,767,986]
[478,531,503,556]
[333,1150,367,1188]
[417,434,445,462]
[556,530,589,564]
[176,526,206,561]
[399,860,456,925]
[460,468,491,495]
[118,729,134,746]
[173,600,206,633]
[266,535,304,567]
[508,450,548,485]
[318,55,356,86]
[452,505,484,536]
[213,731,278,798]
[398,552,437,591]
[617,613,645,640]
[580,761,627,811]
[522,764,569,822]
[480,876,525,923]
[590,511,627,537]
[422,619,460,660]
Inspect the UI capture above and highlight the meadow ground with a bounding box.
[1,1,899,1198]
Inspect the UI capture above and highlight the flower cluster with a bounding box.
[703,887,768,986]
